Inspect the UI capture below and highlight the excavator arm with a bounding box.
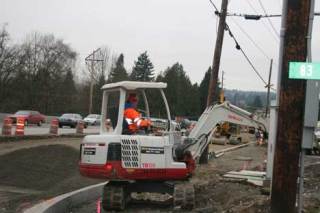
[182,101,267,161]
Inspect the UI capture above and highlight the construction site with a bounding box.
[1,0,320,213]
[0,129,319,213]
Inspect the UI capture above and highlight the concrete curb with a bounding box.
[23,182,107,213]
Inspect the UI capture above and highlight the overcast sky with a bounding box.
[2,0,320,91]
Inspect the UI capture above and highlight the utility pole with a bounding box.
[270,0,311,213]
[85,48,103,114]
[200,0,228,165]
[206,0,228,107]
[220,71,225,103]
[265,59,273,117]
[221,70,224,90]
[89,53,95,115]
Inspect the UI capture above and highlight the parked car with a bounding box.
[9,110,45,126]
[84,114,101,126]
[58,113,87,128]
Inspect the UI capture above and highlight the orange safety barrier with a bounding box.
[15,117,25,136]
[76,121,84,134]
[49,118,59,135]
[2,117,13,136]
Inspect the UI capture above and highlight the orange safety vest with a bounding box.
[124,108,151,133]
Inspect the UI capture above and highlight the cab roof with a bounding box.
[101,81,167,90]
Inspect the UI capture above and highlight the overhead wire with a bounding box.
[257,0,280,37]
[208,0,269,87]
[224,24,268,85]
[209,0,219,11]
[227,12,281,18]
[209,0,220,34]
[228,15,279,89]
[245,0,279,43]
[229,17,271,60]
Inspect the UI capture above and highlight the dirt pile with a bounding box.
[0,144,102,213]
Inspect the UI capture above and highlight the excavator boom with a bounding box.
[185,101,267,160]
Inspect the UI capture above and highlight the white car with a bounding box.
[84,114,101,126]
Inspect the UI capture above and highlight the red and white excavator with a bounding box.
[79,81,266,211]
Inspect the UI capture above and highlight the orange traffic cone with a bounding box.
[2,117,13,136]
[49,118,59,135]
[76,121,84,134]
[15,117,25,136]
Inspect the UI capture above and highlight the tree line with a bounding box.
[0,26,268,118]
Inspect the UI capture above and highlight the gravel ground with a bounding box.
[0,138,103,213]
[73,144,320,213]
[0,138,319,213]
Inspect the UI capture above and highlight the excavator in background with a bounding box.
[79,81,267,211]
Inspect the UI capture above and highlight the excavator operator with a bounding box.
[123,93,151,134]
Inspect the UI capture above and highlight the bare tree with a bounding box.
[0,25,23,110]
[11,32,77,113]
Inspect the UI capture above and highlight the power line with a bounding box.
[208,0,219,34]
[230,17,271,60]
[245,0,259,14]
[208,0,268,87]
[245,0,279,43]
[228,12,320,19]
[225,24,268,85]
[257,0,280,37]
[208,0,219,11]
[227,13,281,19]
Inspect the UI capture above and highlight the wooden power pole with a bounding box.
[265,59,273,117]
[89,53,95,114]
[271,0,311,212]
[206,0,228,107]
[85,48,103,114]
[200,0,228,165]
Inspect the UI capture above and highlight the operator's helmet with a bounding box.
[125,93,138,109]
[126,93,138,103]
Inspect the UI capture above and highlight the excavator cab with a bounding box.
[80,81,191,175]
[99,81,174,135]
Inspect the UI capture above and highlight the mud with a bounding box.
[0,139,319,213]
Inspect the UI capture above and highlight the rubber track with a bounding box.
[173,183,195,210]
[102,184,125,210]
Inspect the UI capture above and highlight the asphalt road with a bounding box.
[0,123,100,136]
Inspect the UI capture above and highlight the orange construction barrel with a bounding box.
[76,121,84,134]
[15,117,25,136]
[2,117,13,136]
[49,118,59,135]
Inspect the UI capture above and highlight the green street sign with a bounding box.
[289,62,320,80]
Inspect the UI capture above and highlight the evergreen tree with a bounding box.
[130,51,154,81]
[58,69,77,114]
[108,54,128,83]
[252,95,263,108]
[159,63,201,118]
[93,72,106,113]
[199,67,221,112]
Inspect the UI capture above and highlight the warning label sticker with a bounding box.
[141,146,164,154]
[83,147,96,155]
